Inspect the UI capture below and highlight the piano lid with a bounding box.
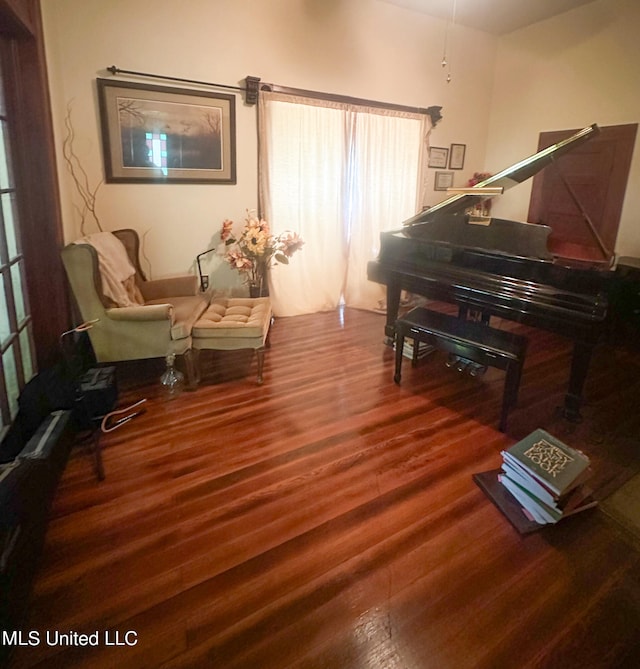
[404,123,600,228]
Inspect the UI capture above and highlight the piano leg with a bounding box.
[385,281,402,343]
[563,340,595,422]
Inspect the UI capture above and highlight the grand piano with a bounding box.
[367,123,640,421]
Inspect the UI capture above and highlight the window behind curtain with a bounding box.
[259,92,427,317]
[0,54,36,437]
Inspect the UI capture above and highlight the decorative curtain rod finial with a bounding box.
[426,106,443,127]
[245,76,261,105]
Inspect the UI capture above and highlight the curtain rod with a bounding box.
[106,66,261,104]
[104,67,442,124]
[260,81,442,125]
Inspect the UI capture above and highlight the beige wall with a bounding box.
[488,0,640,258]
[41,0,496,280]
[42,0,639,282]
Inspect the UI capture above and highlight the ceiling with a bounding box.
[380,0,598,35]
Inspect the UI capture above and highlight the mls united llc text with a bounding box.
[3,630,138,647]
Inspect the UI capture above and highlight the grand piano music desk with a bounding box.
[394,308,528,432]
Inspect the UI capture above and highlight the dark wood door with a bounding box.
[527,123,637,262]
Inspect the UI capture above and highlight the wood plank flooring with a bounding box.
[10,307,640,668]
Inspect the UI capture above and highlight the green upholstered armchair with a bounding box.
[61,229,209,384]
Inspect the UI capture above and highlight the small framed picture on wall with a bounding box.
[449,143,466,170]
[434,171,454,191]
[428,146,449,169]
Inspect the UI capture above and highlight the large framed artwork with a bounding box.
[96,79,236,184]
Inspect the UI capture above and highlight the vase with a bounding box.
[248,279,269,298]
[160,353,185,398]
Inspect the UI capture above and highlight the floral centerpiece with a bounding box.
[467,171,493,216]
[220,209,304,296]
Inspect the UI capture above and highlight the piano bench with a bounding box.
[394,307,528,432]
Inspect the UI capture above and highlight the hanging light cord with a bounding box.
[441,0,457,83]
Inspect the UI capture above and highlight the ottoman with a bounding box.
[191,297,273,385]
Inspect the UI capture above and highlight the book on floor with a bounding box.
[498,473,560,524]
[500,428,591,497]
[497,472,597,523]
[474,428,597,533]
[498,428,596,527]
[500,458,593,511]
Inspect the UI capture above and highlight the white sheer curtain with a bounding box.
[259,91,428,317]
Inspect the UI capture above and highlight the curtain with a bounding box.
[258,91,429,317]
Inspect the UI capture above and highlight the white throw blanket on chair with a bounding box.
[75,232,143,307]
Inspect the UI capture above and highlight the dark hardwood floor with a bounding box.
[11,307,640,668]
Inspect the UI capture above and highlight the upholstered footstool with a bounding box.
[191,297,273,385]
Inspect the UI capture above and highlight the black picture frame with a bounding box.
[428,146,449,169]
[434,171,454,191]
[96,78,236,184]
[449,143,466,170]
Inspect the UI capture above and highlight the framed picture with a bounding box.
[434,171,454,191]
[96,78,236,184]
[428,146,449,169]
[449,143,466,170]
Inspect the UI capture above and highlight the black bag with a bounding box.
[1,328,117,462]
[59,326,118,429]
[76,366,118,425]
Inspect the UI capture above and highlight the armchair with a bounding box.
[61,229,209,384]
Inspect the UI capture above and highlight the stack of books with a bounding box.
[397,338,435,361]
[498,428,597,527]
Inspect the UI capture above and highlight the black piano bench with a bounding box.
[394,307,528,432]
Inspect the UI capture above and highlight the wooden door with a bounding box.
[527,123,637,262]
